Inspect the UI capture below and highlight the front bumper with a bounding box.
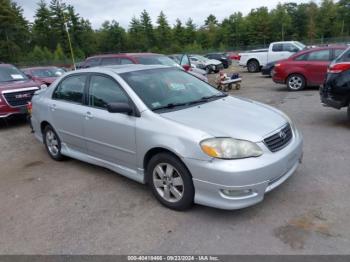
[183,128,303,210]
[0,104,28,118]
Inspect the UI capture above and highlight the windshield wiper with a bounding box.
[188,93,228,105]
[152,102,188,111]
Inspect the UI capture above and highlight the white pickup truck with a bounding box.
[239,41,306,72]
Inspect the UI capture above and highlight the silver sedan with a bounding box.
[31,65,303,210]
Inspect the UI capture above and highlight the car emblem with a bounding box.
[279,130,287,140]
[15,93,30,99]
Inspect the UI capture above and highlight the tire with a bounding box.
[205,66,211,74]
[287,74,306,91]
[147,152,194,211]
[43,125,65,161]
[347,104,350,121]
[247,60,259,73]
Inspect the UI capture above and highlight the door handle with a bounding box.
[49,104,57,111]
[85,111,93,120]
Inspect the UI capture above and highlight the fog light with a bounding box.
[221,189,253,198]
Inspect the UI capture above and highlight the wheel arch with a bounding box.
[247,58,260,67]
[143,147,192,183]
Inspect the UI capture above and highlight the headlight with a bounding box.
[200,138,263,159]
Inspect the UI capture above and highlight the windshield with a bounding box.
[32,67,65,78]
[294,41,306,50]
[0,65,28,83]
[137,55,180,68]
[121,68,223,112]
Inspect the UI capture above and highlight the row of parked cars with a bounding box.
[237,41,350,120]
[0,52,232,120]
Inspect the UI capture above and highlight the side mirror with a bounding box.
[182,64,191,71]
[107,102,133,114]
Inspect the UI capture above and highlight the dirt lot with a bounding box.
[0,65,349,254]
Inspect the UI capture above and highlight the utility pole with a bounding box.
[58,0,76,70]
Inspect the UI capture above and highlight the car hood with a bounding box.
[0,79,40,91]
[161,96,287,142]
[204,59,222,65]
[36,77,56,84]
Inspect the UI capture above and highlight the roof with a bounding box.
[293,45,347,56]
[88,53,162,59]
[21,66,58,71]
[0,64,14,67]
[73,64,171,75]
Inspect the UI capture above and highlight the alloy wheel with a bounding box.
[288,75,303,90]
[46,130,59,156]
[152,163,184,203]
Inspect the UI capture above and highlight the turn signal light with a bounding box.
[328,63,350,74]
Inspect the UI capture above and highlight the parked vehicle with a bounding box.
[239,41,305,73]
[168,54,208,81]
[80,53,208,82]
[261,60,281,77]
[320,47,350,120]
[226,52,241,61]
[31,64,303,210]
[0,64,46,118]
[205,53,232,68]
[22,66,65,86]
[273,46,347,91]
[189,55,223,73]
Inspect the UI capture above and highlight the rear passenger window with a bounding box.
[334,49,345,59]
[307,50,330,61]
[89,75,129,109]
[272,44,283,52]
[53,75,87,104]
[101,57,120,65]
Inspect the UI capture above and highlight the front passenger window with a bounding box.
[89,75,129,109]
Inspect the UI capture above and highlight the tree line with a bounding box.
[1,0,350,64]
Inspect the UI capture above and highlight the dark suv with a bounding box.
[205,53,232,68]
[0,64,44,118]
[320,47,350,120]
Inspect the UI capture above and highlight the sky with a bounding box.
[16,0,320,29]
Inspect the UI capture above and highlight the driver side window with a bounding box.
[88,75,129,110]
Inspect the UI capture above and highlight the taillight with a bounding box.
[328,63,350,74]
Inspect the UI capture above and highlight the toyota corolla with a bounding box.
[30,65,303,210]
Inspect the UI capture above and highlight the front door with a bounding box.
[83,74,137,170]
[305,49,331,85]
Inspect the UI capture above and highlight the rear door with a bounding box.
[50,74,88,153]
[83,74,137,169]
[305,49,332,85]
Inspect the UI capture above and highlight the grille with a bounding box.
[2,88,38,107]
[264,124,293,152]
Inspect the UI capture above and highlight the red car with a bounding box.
[0,64,45,118]
[272,46,347,91]
[22,66,65,86]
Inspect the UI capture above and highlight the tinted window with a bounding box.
[120,58,134,65]
[84,58,100,67]
[283,44,297,52]
[334,49,345,59]
[307,50,330,61]
[101,57,120,65]
[336,48,350,62]
[295,53,308,61]
[272,44,283,52]
[137,56,179,67]
[53,75,87,103]
[89,75,129,109]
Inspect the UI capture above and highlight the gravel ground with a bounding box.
[0,65,349,255]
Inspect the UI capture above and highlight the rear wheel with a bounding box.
[147,153,194,211]
[43,125,64,161]
[287,74,306,91]
[247,60,259,73]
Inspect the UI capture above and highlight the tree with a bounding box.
[184,18,196,45]
[32,0,52,48]
[140,10,155,51]
[155,11,172,51]
[97,20,126,53]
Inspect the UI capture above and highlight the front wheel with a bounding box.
[147,153,194,211]
[287,74,306,91]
